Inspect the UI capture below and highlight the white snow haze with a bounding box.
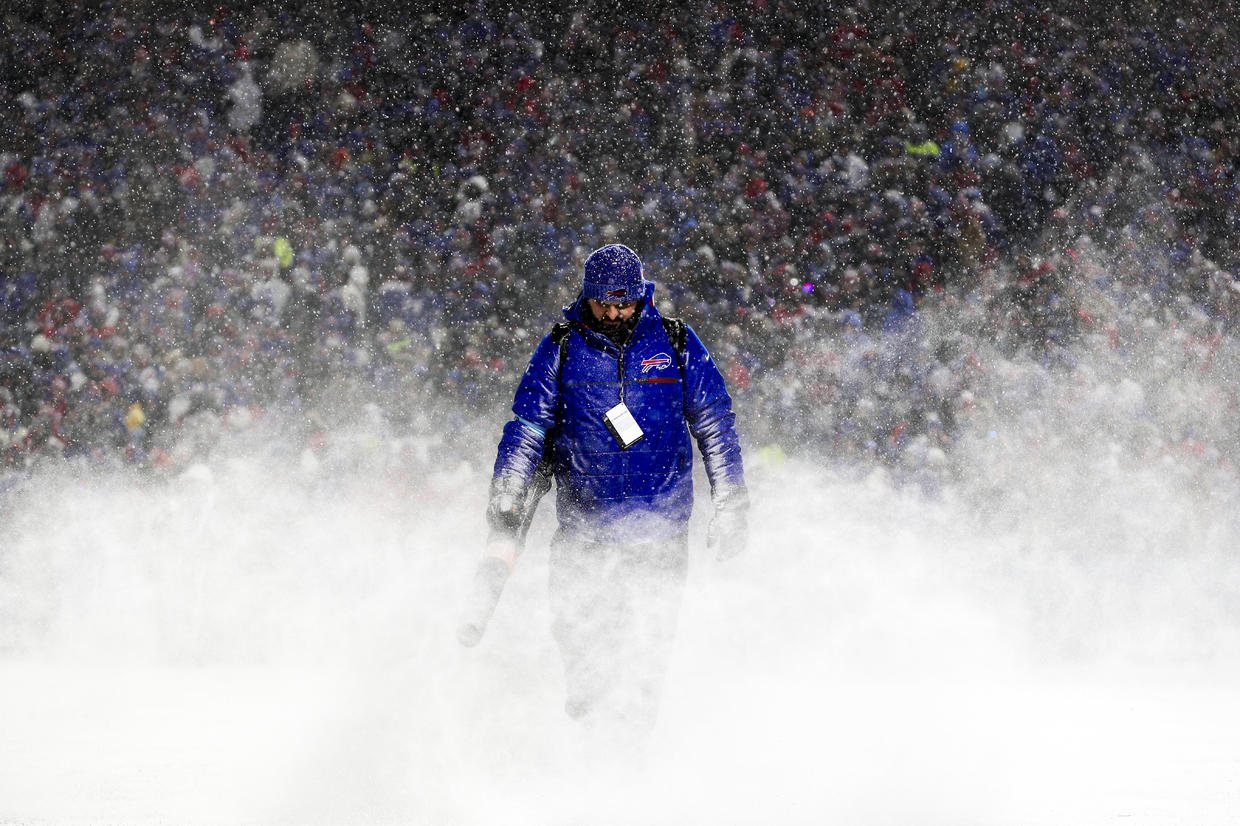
[2,307,1239,826]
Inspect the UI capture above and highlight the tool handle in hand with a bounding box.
[456,554,512,647]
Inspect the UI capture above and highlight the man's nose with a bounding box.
[605,306,620,319]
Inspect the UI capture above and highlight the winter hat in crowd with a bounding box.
[582,244,649,303]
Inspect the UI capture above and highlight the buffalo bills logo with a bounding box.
[641,353,673,373]
[606,288,628,298]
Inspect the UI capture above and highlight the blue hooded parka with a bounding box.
[492,282,744,543]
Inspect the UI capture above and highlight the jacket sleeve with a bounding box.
[681,324,745,491]
[492,332,561,485]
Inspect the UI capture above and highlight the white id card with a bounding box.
[603,402,645,448]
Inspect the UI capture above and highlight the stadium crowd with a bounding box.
[1,1,1239,489]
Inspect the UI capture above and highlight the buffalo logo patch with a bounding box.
[640,353,673,373]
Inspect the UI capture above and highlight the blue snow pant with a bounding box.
[548,528,689,732]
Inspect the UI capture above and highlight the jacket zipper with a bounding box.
[618,348,626,403]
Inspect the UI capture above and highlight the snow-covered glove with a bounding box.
[486,475,527,536]
[707,483,749,562]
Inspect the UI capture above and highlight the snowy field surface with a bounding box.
[2,420,1238,825]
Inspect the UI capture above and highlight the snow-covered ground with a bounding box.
[2,429,1237,824]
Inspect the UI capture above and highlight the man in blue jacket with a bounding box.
[487,243,748,732]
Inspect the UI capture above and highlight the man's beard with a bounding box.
[586,308,642,346]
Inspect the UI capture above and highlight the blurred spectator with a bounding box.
[0,0,1236,488]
